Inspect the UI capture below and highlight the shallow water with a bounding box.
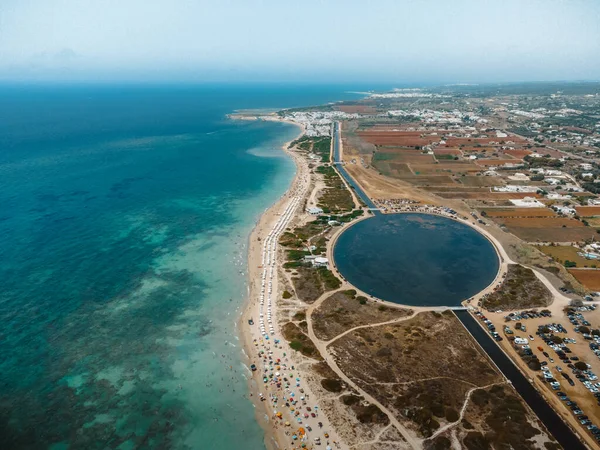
[333,213,499,306]
[0,84,367,449]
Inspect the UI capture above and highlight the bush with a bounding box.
[575,361,588,371]
[282,290,292,299]
[357,296,368,305]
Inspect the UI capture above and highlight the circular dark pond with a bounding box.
[333,213,499,307]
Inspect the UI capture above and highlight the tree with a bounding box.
[579,326,591,334]
[575,361,588,371]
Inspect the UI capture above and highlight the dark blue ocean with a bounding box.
[0,84,371,449]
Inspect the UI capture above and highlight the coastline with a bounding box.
[241,120,304,450]
[237,115,346,450]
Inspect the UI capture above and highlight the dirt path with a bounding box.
[304,288,423,449]
[426,382,507,441]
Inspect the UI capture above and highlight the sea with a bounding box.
[0,84,373,450]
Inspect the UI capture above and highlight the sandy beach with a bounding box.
[238,119,346,450]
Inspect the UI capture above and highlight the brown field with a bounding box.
[421,186,487,192]
[503,149,532,160]
[377,151,435,164]
[482,208,556,217]
[436,192,541,200]
[585,218,600,227]
[506,227,597,243]
[433,148,462,155]
[443,137,498,146]
[568,269,600,290]
[494,217,585,228]
[387,162,414,176]
[537,245,597,267]
[358,131,439,147]
[576,206,600,217]
[458,176,505,187]
[400,175,457,186]
[337,105,377,114]
[410,163,480,174]
[536,148,566,159]
[475,159,526,167]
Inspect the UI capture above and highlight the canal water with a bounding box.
[455,310,586,450]
[333,213,499,307]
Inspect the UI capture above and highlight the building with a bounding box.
[307,207,323,215]
[509,197,545,208]
[314,257,329,268]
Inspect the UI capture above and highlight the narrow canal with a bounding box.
[455,310,587,450]
[332,122,379,212]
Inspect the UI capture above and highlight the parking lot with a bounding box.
[474,304,600,447]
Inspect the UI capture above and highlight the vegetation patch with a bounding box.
[482,264,552,310]
[312,290,412,341]
[460,384,545,450]
[329,311,502,438]
[281,322,322,360]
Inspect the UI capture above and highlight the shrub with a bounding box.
[282,290,292,299]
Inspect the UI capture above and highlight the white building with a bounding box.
[307,207,323,215]
[509,197,545,208]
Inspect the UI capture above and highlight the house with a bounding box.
[313,257,329,268]
[307,207,323,215]
[580,163,593,171]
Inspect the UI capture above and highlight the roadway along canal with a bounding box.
[455,310,587,450]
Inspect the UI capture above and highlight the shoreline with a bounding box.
[236,114,346,450]
[240,121,304,450]
[235,116,314,450]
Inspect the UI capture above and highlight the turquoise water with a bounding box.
[333,213,499,306]
[0,84,368,449]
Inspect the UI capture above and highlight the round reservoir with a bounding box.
[333,213,499,307]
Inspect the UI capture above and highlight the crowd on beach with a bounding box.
[247,150,342,449]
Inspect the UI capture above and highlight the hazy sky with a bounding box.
[1,0,599,83]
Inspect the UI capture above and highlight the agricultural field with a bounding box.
[503,149,532,159]
[481,208,557,218]
[475,159,525,167]
[536,245,597,267]
[337,105,377,114]
[458,176,505,187]
[358,130,439,147]
[490,216,599,242]
[568,269,600,291]
[576,206,600,217]
[494,217,585,229]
